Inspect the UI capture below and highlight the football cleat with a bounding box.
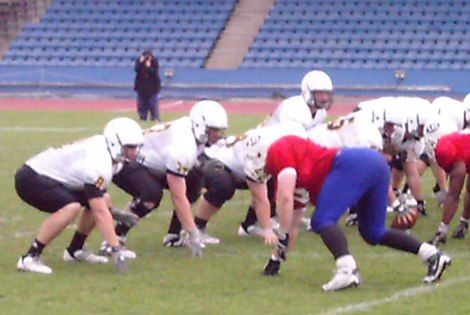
[63,248,109,264]
[199,231,220,245]
[428,231,447,246]
[322,268,361,291]
[345,213,358,227]
[423,252,452,283]
[263,258,281,276]
[451,221,468,239]
[17,255,52,274]
[237,224,264,237]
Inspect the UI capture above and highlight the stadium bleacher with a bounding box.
[1,0,237,68]
[1,0,470,71]
[241,0,470,70]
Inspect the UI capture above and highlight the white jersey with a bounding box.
[259,95,327,130]
[139,117,202,177]
[205,121,307,181]
[307,111,383,150]
[26,135,117,191]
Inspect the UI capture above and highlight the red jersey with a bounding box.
[435,131,470,173]
[266,135,339,205]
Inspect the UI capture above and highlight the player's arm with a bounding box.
[246,179,277,244]
[166,172,197,232]
[442,161,466,224]
[276,168,297,232]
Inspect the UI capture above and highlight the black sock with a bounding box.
[167,210,182,234]
[67,231,88,253]
[319,225,349,259]
[380,229,421,253]
[115,223,131,237]
[26,239,46,257]
[241,206,257,228]
[194,216,208,231]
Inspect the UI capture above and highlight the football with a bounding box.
[390,206,420,230]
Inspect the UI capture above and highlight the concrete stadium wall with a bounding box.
[0,66,468,99]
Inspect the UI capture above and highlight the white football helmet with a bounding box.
[103,117,144,162]
[423,115,458,159]
[464,93,470,106]
[244,121,307,182]
[300,70,333,109]
[383,107,407,144]
[189,100,228,144]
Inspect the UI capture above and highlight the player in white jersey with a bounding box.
[355,97,431,217]
[186,121,307,244]
[239,70,334,234]
[100,100,228,258]
[15,117,144,274]
[307,111,383,150]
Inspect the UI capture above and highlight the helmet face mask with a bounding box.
[189,100,228,145]
[103,117,144,162]
[301,70,334,110]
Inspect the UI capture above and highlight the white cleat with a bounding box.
[63,248,109,264]
[17,255,52,274]
[200,231,220,245]
[238,224,264,237]
[322,268,361,291]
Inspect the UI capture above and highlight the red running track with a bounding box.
[0,97,363,116]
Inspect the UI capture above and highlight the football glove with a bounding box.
[111,245,129,273]
[189,229,204,258]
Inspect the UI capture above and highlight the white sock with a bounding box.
[336,254,357,270]
[417,242,438,262]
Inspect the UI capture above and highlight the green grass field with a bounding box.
[1,110,469,315]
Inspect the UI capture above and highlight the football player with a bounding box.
[15,117,144,274]
[245,134,452,290]
[100,100,228,258]
[424,115,470,245]
[239,70,334,235]
[189,121,308,245]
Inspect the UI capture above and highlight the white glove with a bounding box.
[188,229,204,258]
[111,245,129,273]
[434,189,447,206]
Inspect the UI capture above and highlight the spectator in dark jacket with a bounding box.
[134,50,162,121]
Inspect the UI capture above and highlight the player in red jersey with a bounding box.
[424,115,470,245]
[244,134,452,291]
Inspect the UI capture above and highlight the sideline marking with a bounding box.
[316,276,469,315]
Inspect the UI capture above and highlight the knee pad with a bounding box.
[204,185,236,209]
[130,198,155,218]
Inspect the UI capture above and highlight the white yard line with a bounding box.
[315,276,469,315]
